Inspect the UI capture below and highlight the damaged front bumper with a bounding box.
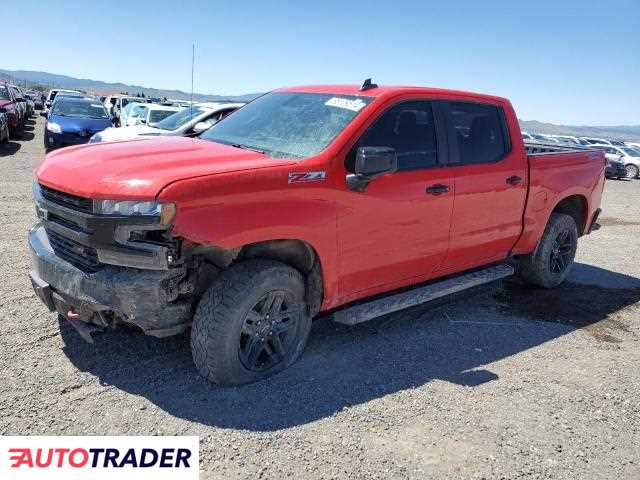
[29,223,193,338]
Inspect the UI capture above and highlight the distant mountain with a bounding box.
[0,69,261,103]
[519,120,640,142]
[3,69,639,141]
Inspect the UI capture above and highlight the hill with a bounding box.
[2,69,639,140]
[519,120,640,142]
[0,69,260,103]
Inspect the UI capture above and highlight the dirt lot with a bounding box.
[1,116,639,479]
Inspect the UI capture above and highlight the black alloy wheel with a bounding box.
[238,291,301,372]
[549,228,574,274]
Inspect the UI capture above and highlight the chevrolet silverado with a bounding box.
[29,81,605,385]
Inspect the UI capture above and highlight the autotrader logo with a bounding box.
[0,436,199,480]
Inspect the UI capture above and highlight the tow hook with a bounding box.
[65,308,102,344]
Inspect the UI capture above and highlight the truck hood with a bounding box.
[36,136,294,199]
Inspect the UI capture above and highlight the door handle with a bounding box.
[426,184,450,195]
[506,175,523,185]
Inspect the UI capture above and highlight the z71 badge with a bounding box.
[288,171,326,184]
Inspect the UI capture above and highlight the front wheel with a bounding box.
[625,164,639,179]
[191,259,311,385]
[518,213,578,288]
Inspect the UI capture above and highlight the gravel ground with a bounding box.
[1,116,639,479]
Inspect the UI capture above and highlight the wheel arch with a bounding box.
[189,238,325,317]
[551,194,588,236]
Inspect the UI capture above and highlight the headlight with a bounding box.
[94,200,176,224]
[46,122,62,133]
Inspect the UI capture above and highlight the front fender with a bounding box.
[158,170,341,309]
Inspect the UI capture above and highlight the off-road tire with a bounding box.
[191,259,311,385]
[518,213,578,288]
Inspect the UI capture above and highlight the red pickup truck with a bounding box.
[29,81,605,385]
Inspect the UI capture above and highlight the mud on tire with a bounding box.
[191,259,311,385]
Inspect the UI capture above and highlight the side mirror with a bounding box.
[192,121,211,134]
[347,146,398,192]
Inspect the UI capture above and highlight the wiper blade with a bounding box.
[230,143,265,154]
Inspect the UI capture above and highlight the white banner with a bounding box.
[0,436,199,480]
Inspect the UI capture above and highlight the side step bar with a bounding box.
[333,263,514,326]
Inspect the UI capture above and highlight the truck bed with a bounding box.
[524,140,594,156]
[511,141,605,256]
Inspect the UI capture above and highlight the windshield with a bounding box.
[130,105,148,118]
[155,107,206,131]
[201,92,372,158]
[149,109,179,124]
[52,100,109,119]
[122,102,141,115]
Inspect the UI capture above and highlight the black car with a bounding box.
[605,159,627,179]
[26,92,44,110]
[0,111,9,143]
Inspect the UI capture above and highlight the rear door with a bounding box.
[337,99,454,301]
[438,100,527,272]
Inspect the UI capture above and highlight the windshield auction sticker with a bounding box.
[0,436,199,479]
[325,97,367,112]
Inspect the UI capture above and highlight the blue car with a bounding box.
[44,97,113,152]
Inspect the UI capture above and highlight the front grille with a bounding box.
[47,229,102,273]
[40,185,93,213]
[48,212,86,233]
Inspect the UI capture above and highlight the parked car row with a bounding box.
[0,82,40,140]
[90,101,243,143]
[37,86,246,152]
[521,131,640,180]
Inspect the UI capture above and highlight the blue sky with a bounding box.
[7,0,639,125]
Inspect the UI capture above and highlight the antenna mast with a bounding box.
[190,43,195,118]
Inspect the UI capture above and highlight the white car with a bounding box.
[590,144,640,179]
[580,136,612,145]
[43,88,81,114]
[625,142,640,149]
[119,101,148,127]
[521,131,533,140]
[549,135,590,146]
[124,103,182,128]
[103,95,148,125]
[90,102,243,143]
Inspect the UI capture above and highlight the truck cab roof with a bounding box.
[277,84,510,104]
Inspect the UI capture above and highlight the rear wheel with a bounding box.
[625,164,639,179]
[191,259,311,385]
[518,213,578,288]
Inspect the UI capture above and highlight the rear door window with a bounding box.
[444,102,510,164]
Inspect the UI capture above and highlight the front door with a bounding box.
[337,100,454,303]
